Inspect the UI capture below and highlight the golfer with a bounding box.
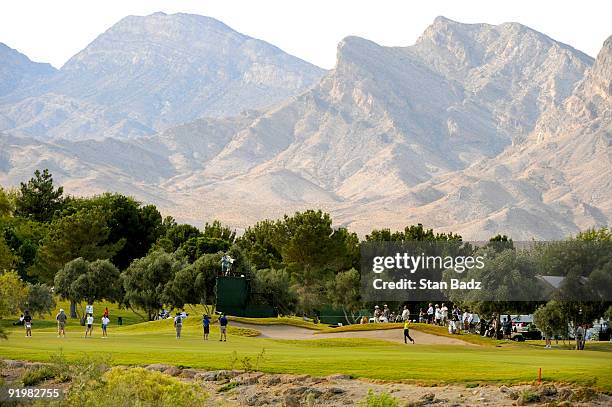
[202,314,210,340]
[85,313,94,337]
[219,313,228,342]
[24,310,32,337]
[174,312,183,339]
[404,320,415,344]
[101,314,110,337]
[56,309,67,337]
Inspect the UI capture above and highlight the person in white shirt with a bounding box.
[85,313,94,337]
[401,306,410,322]
[101,315,110,337]
[440,303,449,325]
[434,304,441,326]
[427,303,434,324]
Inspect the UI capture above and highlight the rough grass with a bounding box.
[1,320,611,391]
[229,316,324,330]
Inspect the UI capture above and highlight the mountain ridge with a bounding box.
[0,16,609,239]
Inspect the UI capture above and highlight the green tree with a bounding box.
[2,220,46,282]
[327,268,362,324]
[64,194,164,270]
[365,223,462,242]
[164,224,202,252]
[15,169,64,222]
[236,220,282,270]
[0,236,17,273]
[534,229,611,339]
[178,237,231,263]
[269,210,362,314]
[163,253,220,314]
[33,208,124,283]
[252,268,297,315]
[22,283,56,317]
[122,250,185,320]
[0,186,17,217]
[533,300,567,340]
[54,258,122,318]
[0,271,29,317]
[202,220,236,243]
[446,247,540,324]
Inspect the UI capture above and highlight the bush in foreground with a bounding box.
[358,390,399,407]
[63,367,209,407]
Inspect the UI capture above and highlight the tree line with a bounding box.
[0,170,610,334]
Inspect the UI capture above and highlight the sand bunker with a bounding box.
[231,322,473,345]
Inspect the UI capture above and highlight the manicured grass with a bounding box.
[0,300,219,332]
[1,320,611,391]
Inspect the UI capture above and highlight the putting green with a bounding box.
[1,317,611,391]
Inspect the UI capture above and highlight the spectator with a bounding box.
[448,319,458,334]
[418,308,426,323]
[468,311,475,332]
[440,303,448,325]
[219,314,228,341]
[373,305,382,323]
[174,312,183,339]
[23,310,32,337]
[503,315,512,339]
[202,314,210,340]
[576,324,585,350]
[383,304,391,321]
[434,304,441,326]
[13,314,24,326]
[56,309,67,338]
[401,306,410,322]
[462,310,470,332]
[451,306,460,333]
[427,303,434,324]
[101,314,110,338]
[85,313,94,337]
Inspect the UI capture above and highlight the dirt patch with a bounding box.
[2,360,610,406]
[230,322,473,345]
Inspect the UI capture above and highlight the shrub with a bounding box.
[518,390,540,404]
[64,367,209,407]
[358,390,399,407]
[22,367,55,386]
[217,381,240,393]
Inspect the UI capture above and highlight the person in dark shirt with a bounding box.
[24,310,33,337]
[202,314,211,340]
[219,314,228,342]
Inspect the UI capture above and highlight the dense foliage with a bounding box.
[0,170,610,331]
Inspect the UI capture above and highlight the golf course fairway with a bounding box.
[2,316,611,391]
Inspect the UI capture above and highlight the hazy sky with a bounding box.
[1,0,610,69]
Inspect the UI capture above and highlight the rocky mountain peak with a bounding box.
[0,42,56,97]
[590,35,612,97]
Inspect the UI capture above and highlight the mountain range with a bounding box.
[0,13,610,239]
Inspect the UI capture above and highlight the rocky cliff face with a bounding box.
[0,42,55,98]
[0,17,609,239]
[0,12,324,139]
